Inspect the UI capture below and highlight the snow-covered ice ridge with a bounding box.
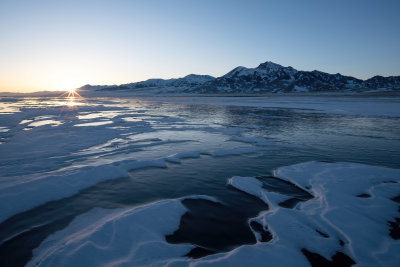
[28,162,400,267]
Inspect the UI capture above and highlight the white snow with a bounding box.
[28,119,62,127]
[74,120,113,127]
[0,127,9,132]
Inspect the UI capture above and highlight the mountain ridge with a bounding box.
[79,61,400,94]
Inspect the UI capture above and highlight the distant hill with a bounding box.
[79,61,400,94]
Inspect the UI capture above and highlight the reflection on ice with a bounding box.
[0,102,20,114]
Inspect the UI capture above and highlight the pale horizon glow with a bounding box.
[1,0,400,93]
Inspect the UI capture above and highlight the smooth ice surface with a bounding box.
[145,96,400,117]
[29,162,400,266]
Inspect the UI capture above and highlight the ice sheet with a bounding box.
[0,98,275,222]
[28,162,400,266]
[144,96,400,117]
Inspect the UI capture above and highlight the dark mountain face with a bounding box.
[192,61,398,93]
[363,75,400,89]
[80,61,400,94]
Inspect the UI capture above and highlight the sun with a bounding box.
[60,87,82,100]
[62,87,79,97]
[60,87,84,107]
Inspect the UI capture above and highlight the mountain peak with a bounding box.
[256,61,283,70]
[183,74,214,80]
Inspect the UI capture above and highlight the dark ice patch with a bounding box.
[279,197,303,208]
[302,248,355,267]
[315,229,329,238]
[249,221,272,242]
[389,218,400,239]
[356,193,371,198]
[166,194,267,257]
[185,246,216,259]
[258,175,313,209]
[259,175,313,200]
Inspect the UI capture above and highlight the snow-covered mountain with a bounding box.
[79,61,400,94]
[80,74,214,93]
[195,61,400,93]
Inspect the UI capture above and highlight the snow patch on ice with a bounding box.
[0,127,9,133]
[28,199,194,267]
[229,162,400,266]
[28,119,62,127]
[74,121,113,127]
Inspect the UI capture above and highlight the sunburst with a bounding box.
[60,88,84,107]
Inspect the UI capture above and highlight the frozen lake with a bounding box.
[0,95,399,266]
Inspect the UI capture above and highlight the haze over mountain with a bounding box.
[80,61,400,94]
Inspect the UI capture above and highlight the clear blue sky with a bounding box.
[1,0,399,92]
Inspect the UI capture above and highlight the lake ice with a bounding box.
[0,95,399,266]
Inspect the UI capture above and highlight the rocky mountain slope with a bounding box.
[79,61,400,94]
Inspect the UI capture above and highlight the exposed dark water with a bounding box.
[0,97,399,266]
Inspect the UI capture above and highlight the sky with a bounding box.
[1,0,399,92]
